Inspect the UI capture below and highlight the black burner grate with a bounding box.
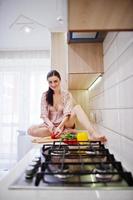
[24,141,133,187]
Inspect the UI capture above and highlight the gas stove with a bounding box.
[9,141,133,189]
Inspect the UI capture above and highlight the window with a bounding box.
[0,55,50,170]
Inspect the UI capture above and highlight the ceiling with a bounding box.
[0,0,67,50]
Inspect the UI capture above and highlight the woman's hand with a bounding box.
[48,126,54,134]
[52,126,64,138]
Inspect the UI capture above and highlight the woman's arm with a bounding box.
[63,91,73,116]
[54,91,73,135]
[53,115,69,137]
[52,91,73,137]
[41,117,54,133]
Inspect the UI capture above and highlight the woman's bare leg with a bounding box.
[63,107,94,134]
[72,105,95,133]
[28,125,51,137]
[72,105,107,142]
[64,113,76,128]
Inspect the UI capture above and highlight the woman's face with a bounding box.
[47,75,61,92]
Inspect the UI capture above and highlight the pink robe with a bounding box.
[40,90,73,129]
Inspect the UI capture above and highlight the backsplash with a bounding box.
[89,31,133,173]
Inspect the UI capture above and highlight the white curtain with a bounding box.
[0,51,50,170]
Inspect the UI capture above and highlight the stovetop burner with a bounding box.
[9,141,133,189]
[94,163,114,182]
[95,163,113,173]
[50,145,70,156]
[47,163,71,179]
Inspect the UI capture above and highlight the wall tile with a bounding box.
[101,109,120,133]
[117,44,133,82]
[116,32,133,58]
[103,61,119,90]
[103,32,118,54]
[120,137,133,174]
[89,93,104,110]
[104,85,119,108]
[119,109,133,140]
[104,40,117,72]
[118,77,133,108]
[97,125,121,160]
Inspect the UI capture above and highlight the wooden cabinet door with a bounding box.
[68,43,103,73]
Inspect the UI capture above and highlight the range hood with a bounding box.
[67,31,107,43]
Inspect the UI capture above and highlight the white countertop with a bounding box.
[0,144,133,200]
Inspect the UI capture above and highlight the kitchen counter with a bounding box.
[0,144,133,200]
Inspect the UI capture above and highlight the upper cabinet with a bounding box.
[68,43,103,90]
[67,0,133,90]
[68,43,103,73]
[68,0,133,31]
[51,33,103,90]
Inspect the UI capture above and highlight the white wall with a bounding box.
[89,31,133,173]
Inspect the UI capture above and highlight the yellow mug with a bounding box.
[77,131,89,144]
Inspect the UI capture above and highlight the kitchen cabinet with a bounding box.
[67,0,107,90]
[51,33,103,90]
[69,73,101,90]
[68,0,133,31]
[68,43,103,90]
[68,43,103,73]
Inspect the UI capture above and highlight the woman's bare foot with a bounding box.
[90,133,107,143]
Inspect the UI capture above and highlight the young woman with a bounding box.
[28,70,107,142]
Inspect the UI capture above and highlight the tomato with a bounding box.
[51,132,56,139]
[51,132,61,139]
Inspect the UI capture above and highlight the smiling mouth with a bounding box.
[52,86,58,90]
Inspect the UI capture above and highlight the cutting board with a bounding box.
[31,136,61,143]
[31,130,94,144]
[31,136,94,144]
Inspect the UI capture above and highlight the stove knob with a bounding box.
[25,166,36,180]
[29,160,36,164]
[34,156,41,164]
[29,160,40,169]
[25,166,35,175]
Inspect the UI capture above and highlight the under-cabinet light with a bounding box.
[88,75,102,91]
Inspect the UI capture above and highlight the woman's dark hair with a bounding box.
[46,70,61,106]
